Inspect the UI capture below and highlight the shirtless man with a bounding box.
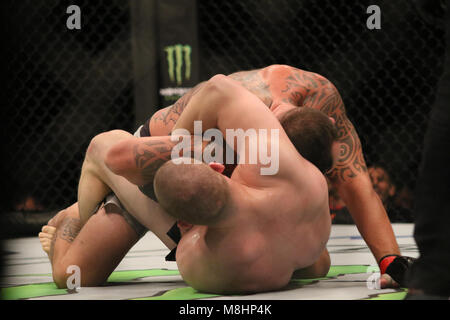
[41,74,336,293]
[140,64,413,287]
[40,65,411,289]
[151,75,334,292]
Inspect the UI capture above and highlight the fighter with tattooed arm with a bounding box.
[40,64,412,289]
[42,73,337,292]
[147,65,414,287]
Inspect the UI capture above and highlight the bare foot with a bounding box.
[39,208,69,258]
[39,225,56,257]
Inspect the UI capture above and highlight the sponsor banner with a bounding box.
[158,0,199,107]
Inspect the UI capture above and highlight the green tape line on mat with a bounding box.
[290,264,373,283]
[107,269,180,282]
[0,282,66,300]
[366,291,408,300]
[1,265,379,300]
[133,287,220,300]
[134,265,375,300]
[326,265,374,277]
[1,269,180,300]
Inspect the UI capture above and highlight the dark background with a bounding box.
[0,0,445,219]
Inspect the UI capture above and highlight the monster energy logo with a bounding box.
[165,44,192,85]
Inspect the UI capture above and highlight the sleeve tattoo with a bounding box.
[134,139,177,183]
[320,86,368,182]
[151,82,205,127]
[291,71,368,182]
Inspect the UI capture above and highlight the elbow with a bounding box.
[205,74,233,96]
[208,74,228,84]
[200,74,236,111]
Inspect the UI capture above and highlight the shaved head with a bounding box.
[154,160,230,225]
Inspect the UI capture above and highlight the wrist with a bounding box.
[378,254,400,274]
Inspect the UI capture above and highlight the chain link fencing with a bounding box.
[3,0,134,214]
[2,1,446,226]
[197,0,445,222]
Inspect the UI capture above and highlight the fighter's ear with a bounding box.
[389,185,396,197]
[328,117,336,125]
[208,162,225,174]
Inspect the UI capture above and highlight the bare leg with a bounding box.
[39,202,141,288]
[77,130,132,225]
[79,130,177,248]
[78,158,111,225]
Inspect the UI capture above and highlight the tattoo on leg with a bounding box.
[59,217,81,243]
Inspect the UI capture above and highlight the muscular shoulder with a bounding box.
[261,65,337,107]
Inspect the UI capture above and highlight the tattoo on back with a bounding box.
[229,70,273,107]
[151,65,368,183]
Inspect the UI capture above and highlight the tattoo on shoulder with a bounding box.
[229,70,273,107]
[305,82,369,182]
[276,70,333,106]
[325,94,368,182]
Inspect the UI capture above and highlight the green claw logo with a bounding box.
[165,44,192,85]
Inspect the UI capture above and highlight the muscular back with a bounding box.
[149,64,367,183]
[150,65,318,134]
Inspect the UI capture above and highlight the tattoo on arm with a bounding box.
[319,87,368,182]
[151,82,205,127]
[134,139,178,184]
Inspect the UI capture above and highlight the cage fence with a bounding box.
[2,0,446,227]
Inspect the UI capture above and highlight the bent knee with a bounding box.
[52,263,105,289]
[52,264,72,289]
[86,130,131,161]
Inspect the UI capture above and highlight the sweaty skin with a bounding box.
[63,73,331,293]
[44,65,398,290]
[166,75,331,293]
[148,65,400,269]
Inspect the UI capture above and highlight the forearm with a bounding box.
[337,179,400,262]
[105,134,214,202]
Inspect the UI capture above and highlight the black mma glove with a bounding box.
[379,254,416,287]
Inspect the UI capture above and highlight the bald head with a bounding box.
[154,160,230,225]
